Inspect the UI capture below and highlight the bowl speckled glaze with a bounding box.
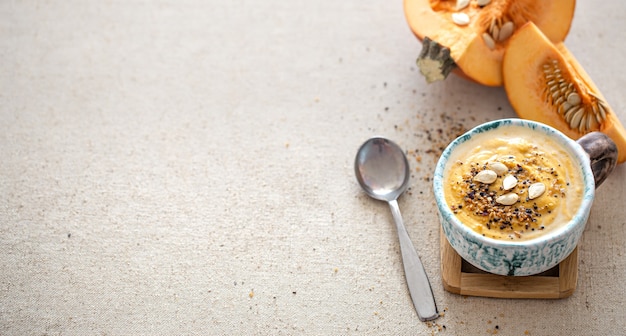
[433,119,596,276]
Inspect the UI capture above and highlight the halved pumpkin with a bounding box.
[503,22,626,163]
[404,0,576,86]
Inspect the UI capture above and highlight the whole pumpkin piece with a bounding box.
[503,22,626,164]
[404,0,576,87]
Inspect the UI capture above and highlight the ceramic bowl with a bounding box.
[433,119,616,276]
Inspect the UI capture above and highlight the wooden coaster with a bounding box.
[440,231,578,299]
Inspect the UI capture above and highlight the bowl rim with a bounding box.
[433,118,595,247]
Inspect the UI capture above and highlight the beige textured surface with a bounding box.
[1,1,625,335]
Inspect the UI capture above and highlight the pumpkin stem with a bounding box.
[416,37,457,83]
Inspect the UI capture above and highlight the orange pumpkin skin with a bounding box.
[404,0,576,87]
[503,22,626,163]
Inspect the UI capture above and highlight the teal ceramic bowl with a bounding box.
[433,119,596,276]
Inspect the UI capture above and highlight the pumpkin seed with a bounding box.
[495,192,518,206]
[562,88,572,98]
[554,97,565,111]
[502,174,517,191]
[497,21,514,41]
[586,112,594,130]
[555,95,565,105]
[452,12,470,26]
[491,25,500,42]
[567,92,581,106]
[597,102,607,121]
[590,103,600,123]
[477,0,491,6]
[558,102,571,115]
[528,183,546,199]
[569,106,584,129]
[564,105,581,122]
[551,90,561,100]
[482,33,495,50]
[487,162,508,176]
[456,0,470,10]
[579,113,587,132]
[473,169,497,184]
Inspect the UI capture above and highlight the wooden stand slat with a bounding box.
[440,231,578,299]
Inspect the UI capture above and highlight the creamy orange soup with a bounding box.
[443,125,584,241]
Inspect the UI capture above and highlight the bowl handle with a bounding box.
[576,132,617,188]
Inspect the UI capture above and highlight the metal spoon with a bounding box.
[354,137,438,322]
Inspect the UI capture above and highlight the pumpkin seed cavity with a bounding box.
[542,59,608,132]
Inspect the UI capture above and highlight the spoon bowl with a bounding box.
[355,137,410,201]
[354,137,438,322]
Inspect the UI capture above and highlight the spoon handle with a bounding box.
[388,199,438,321]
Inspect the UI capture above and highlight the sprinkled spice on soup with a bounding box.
[443,126,584,241]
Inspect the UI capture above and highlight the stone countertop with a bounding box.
[2,1,625,334]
